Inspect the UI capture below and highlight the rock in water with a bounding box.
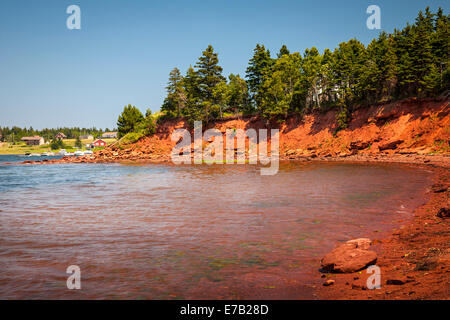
[321,239,377,273]
[437,207,449,219]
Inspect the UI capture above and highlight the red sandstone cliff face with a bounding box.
[278,97,449,158]
[51,98,449,164]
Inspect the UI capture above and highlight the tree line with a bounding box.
[0,126,114,143]
[159,7,448,128]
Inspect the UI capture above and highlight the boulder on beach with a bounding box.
[321,238,377,273]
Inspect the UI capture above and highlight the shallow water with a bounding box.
[0,155,433,299]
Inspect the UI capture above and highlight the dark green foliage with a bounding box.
[138,109,156,136]
[161,67,186,117]
[156,7,448,125]
[335,107,350,133]
[117,104,145,138]
[277,45,290,58]
[361,32,398,103]
[114,106,157,142]
[245,44,274,107]
[50,138,64,150]
[0,126,112,143]
[195,45,226,122]
[259,52,303,119]
[74,136,82,148]
[227,74,250,114]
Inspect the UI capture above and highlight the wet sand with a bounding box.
[317,164,449,300]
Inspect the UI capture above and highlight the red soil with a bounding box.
[38,97,448,165]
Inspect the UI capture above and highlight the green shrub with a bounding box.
[120,132,144,145]
[50,138,65,150]
[335,107,349,133]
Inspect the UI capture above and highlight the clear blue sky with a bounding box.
[0,0,447,129]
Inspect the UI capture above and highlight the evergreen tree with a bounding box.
[362,32,397,103]
[227,74,250,114]
[162,68,186,117]
[277,45,290,58]
[394,24,415,97]
[137,108,156,136]
[411,9,435,97]
[246,44,273,107]
[195,45,225,121]
[212,81,229,119]
[259,52,303,119]
[156,7,447,126]
[75,136,82,148]
[331,39,367,106]
[181,66,204,126]
[302,47,323,109]
[431,8,449,91]
[319,48,336,107]
[117,104,144,138]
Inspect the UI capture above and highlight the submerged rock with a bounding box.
[437,207,449,219]
[321,238,377,273]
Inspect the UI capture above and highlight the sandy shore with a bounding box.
[316,163,449,300]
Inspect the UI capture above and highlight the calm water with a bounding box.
[0,155,433,299]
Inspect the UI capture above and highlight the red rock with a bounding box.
[379,140,403,151]
[323,279,335,286]
[346,238,372,250]
[321,239,377,273]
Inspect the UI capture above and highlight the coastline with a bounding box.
[18,153,450,300]
[316,164,449,300]
[10,98,450,299]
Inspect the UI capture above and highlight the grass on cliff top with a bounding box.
[117,132,144,146]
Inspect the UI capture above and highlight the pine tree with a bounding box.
[319,48,336,106]
[212,81,229,119]
[431,7,449,92]
[117,104,144,138]
[259,52,303,119]
[163,67,186,117]
[195,45,225,121]
[302,47,323,109]
[362,32,397,103]
[246,44,273,107]
[394,24,415,97]
[410,9,435,96]
[277,45,290,58]
[331,39,367,106]
[227,74,250,114]
[181,66,203,126]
